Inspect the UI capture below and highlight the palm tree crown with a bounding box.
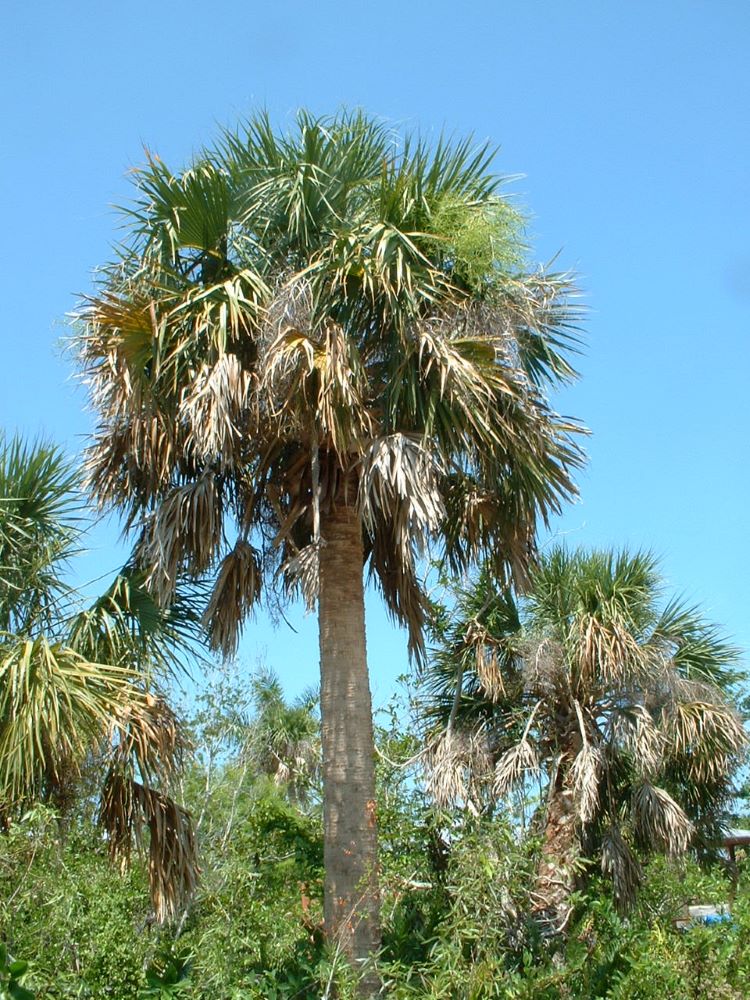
[77,110,583,657]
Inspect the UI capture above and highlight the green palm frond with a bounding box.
[652,599,742,688]
[0,436,80,634]
[0,437,201,922]
[0,635,140,805]
[67,565,204,677]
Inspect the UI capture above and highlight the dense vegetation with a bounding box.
[1,666,749,999]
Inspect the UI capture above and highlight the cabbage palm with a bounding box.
[0,434,199,921]
[425,547,747,931]
[74,109,584,978]
[243,668,320,805]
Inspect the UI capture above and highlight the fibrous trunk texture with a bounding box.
[533,770,579,936]
[318,503,381,987]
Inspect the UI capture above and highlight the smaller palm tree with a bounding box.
[425,547,747,930]
[0,434,200,921]
[243,668,320,806]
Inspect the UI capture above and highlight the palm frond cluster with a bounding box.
[0,435,199,920]
[75,109,585,662]
[424,548,747,913]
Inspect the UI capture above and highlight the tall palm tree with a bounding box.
[0,434,199,921]
[74,109,584,981]
[425,547,747,931]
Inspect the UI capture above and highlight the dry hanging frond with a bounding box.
[493,738,540,798]
[260,316,372,456]
[265,274,314,339]
[570,742,602,825]
[464,618,505,702]
[425,725,493,812]
[203,540,261,658]
[100,772,198,923]
[180,353,253,466]
[111,693,187,787]
[85,414,178,511]
[141,475,223,601]
[664,699,748,784]
[631,782,693,856]
[617,704,666,780]
[493,700,542,797]
[425,730,470,809]
[358,433,445,562]
[366,515,432,661]
[568,700,602,825]
[141,783,198,923]
[280,542,320,611]
[522,637,564,696]
[601,826,642,913]
[575,615,646,689]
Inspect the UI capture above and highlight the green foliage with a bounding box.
[3,667,750,998]
[0,943,34,1000]
[142,951,192,998]
[427,194,527,289]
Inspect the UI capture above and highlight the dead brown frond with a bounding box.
[100,771,198,923]
[631,782,693,856]
[264,273,315,347]
[413,314,507,446]
[493,704,541,797]
[140,475,223,601]
[521,637,564,696]
[425,726,492,812]
[203,540,261,658]
[601,826,642,913]
[464,618,505,702]
[570,743,602,826]
[443,480,533,583]
[180,353,253,466]
[358,433,445,559]
[366,516,431,662]
[425,731,469,808]
[494,739,540,798]
[101,694,197,922]
[280,542,320,611]
[616,704,666,780]
[575,615,646,689]
[260,309,373,459]
[85,415,178,512]
[111,693,187,786]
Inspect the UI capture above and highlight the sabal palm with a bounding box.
[425,547,747,928]
[75,109,584,974]
[0,434,198,921]
[243,668,320,805]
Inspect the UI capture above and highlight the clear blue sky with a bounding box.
[2,1,748,705]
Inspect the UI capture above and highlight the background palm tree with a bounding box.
[74,109,584,983]
[0,434,200,921]
[243,669,320,806]
[425,547,747,932]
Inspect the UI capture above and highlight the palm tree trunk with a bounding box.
[533,767,579,935]
[318,502,381,985]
